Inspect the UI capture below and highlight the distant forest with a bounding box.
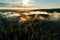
[32,8,60,13]
[0,8,60,13]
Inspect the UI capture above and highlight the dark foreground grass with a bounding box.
[0,16,60,40]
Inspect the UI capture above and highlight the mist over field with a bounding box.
[0,9,60,40]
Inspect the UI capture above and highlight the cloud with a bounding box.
[1,0,21,3]
[1,0,35,4]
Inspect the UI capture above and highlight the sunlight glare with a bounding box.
[22,0,34,6]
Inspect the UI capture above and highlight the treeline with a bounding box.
[0,15,60,40]
[32,8,60,13]
[0,8,60,13]
[0,9,16,12]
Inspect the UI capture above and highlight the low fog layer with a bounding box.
[0,12,60,23]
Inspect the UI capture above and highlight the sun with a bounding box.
[22,0,30,6]
[22,0,34,6]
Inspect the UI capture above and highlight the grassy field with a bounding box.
[0,12,60,40]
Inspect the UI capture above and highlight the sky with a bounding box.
[0,0,60,8]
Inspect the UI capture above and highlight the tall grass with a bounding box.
[0,15,60,40]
